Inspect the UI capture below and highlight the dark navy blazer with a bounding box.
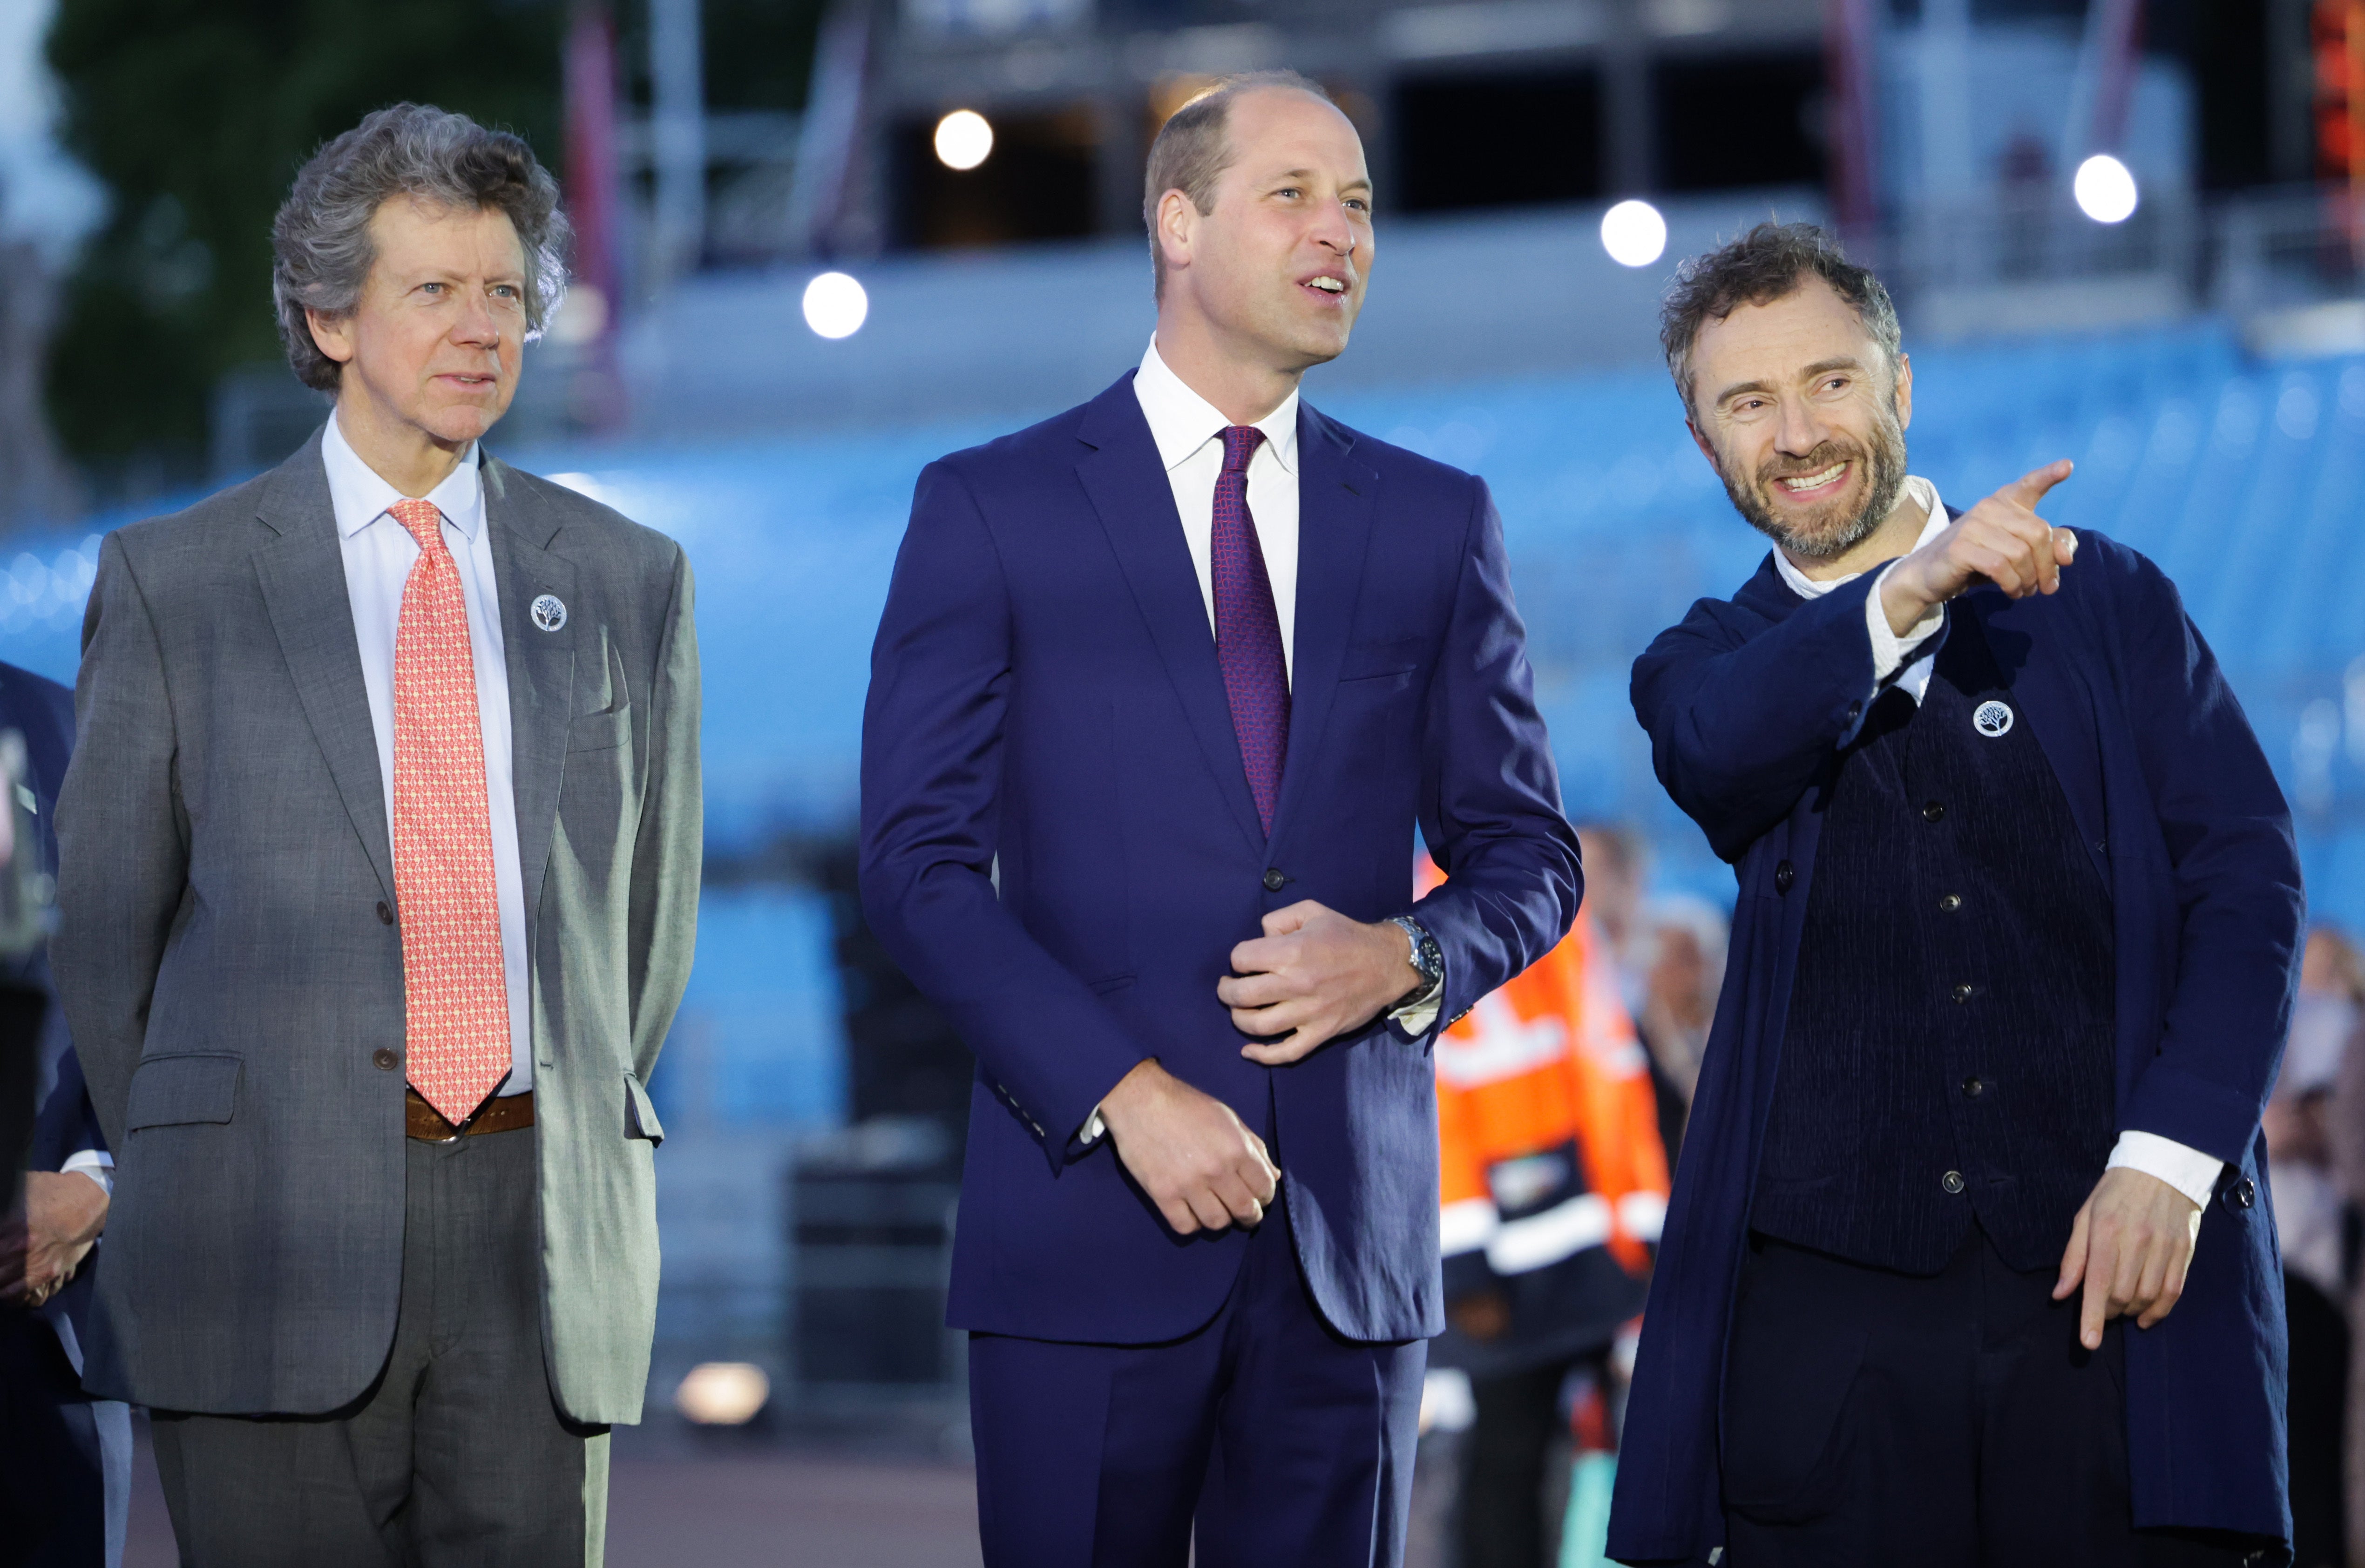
[1608,535,2303,1563]
[2,659,112,1365]
[861,374,1580,1345]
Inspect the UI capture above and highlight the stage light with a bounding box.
[802,271,868,339]
[675,1362,771,1426]
[1600,200,1668,269]
[934,109,995,172]
[2073,155,2139,224]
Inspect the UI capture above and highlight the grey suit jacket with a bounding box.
[53,429,701,1425]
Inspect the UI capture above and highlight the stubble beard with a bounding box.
[1717,406,1910,563]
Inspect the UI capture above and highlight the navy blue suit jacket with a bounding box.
[860,373,1580,1345]
[1607,536,2303,1562]
[2,660,108,1359]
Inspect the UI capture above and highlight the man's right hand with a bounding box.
[1098,1059,1279,1236]
[1880,460,2078,636]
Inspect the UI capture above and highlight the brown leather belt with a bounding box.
[406,1088,535,1142]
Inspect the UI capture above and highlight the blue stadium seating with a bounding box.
[14,320,2362,1125]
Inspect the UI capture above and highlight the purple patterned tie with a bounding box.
[1213,425,1288,834]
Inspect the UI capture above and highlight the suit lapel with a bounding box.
[1266,405,1377,848]
[251,431,395,902]
[481,456,578,949]
[1075,378,1267,858]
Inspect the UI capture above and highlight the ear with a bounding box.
[1686,414,1720,470]
[1891,351,1914,432]
[1155,188,1198,281]
[306,307,357,367]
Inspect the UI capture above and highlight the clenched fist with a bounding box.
[1099,1060,1281,1236]
[1880,460,2079,637]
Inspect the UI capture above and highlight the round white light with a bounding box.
[934,109,995,172]
[801,271,869,339]
[2073,155,2139,225]
[1600,199,1668,269]
[675,1362,771,1426]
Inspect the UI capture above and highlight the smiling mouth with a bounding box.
[1774,460,1849,496]
[1301,275,1349,299]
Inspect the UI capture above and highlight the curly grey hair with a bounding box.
[1659,222,1901,419]
[271,103,571,392]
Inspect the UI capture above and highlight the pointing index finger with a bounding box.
[2002,459,2074,510]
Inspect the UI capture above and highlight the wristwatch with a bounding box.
[1386,915,1445,1013]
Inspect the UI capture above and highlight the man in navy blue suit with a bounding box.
[0,656,129,1568]
[861,71,1579,1566]
[1607,224,2301,1567]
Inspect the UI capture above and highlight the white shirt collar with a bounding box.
[1774,475,1946,600]
[1134,337,1300,477]
[321,408,484,542]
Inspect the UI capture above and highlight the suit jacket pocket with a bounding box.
[625,1072,664,1144]
[569,706,632,753]
[1339,636,1424,682]
[125,1053,243,1130]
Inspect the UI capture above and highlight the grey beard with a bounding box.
[1722,428,1908,562]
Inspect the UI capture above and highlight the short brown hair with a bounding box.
[1141,69,1333,298]
[1659,222,1901,417]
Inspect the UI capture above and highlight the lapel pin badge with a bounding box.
[530,594,567,633]
[1972,700,2014,738]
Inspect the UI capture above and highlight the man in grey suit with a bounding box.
[53,103,700,1566]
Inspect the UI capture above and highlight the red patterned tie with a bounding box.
[387,499,510,1125]
[1213,426,1288,833]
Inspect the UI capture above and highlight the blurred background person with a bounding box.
[1428,856,1669,1568]
[0,657,124,1568]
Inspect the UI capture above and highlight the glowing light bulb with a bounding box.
[1600,200,1668,269]
[2073,155,2139,224]
[675,1362,771,1426]
[934,109,995,172]
[802,271,869,339]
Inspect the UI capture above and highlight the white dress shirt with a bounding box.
[1133,338,1304,682]
[322,412,531,1096]
[1775,473,2223,1210]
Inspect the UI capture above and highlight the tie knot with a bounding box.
[388,499,443,550]
[1221,425,1265,476]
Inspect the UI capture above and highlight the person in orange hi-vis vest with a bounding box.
[1421,855,1670,1568]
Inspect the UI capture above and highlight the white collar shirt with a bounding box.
[1132,337,1302,685]
[320,412,530,1095]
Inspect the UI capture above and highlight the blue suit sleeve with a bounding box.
[2108,549,2304,1165]
[859,461,1148,1165]
[1410,479,1584,1028]
[1630,574,1887,863]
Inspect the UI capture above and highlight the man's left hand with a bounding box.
[1218,900,1426,1066]
[2,1172,109,1309]
[2053,1166,2202,1351]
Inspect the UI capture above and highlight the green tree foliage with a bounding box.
[43,0,572,467]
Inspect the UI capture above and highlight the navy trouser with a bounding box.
[968,1200,1425,1568]
[1722,1228,2270,1568]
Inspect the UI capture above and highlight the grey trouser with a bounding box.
[150,1126,609,1568]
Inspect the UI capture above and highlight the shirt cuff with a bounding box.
[2106,1131,2223,1210]
[60,1149,114,1198]
[1866,558,1944,683]
[1390,976,1444,1036]
[1079,1105,1106,1145]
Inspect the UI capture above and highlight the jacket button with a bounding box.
[1942,1170,1965,1195]
[1262,869,1286,892]
[372,1048,398,1071]
[1846,700,1863,720]
[2225,1177,2256,1210]
[1961,1077,1984,1099]
[1939,893,1962,912]
[376,901,394,926]
[1774,860,1795,893]
[1923,802,1946,822]
[1952,982,1975,1003]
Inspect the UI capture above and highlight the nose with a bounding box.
[1309,197,1356,257]
[1772,395,1827,459]
[451,289,502,348]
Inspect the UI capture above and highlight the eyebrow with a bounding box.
[1712,356,1868,408]
[1265,168,1374,195]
